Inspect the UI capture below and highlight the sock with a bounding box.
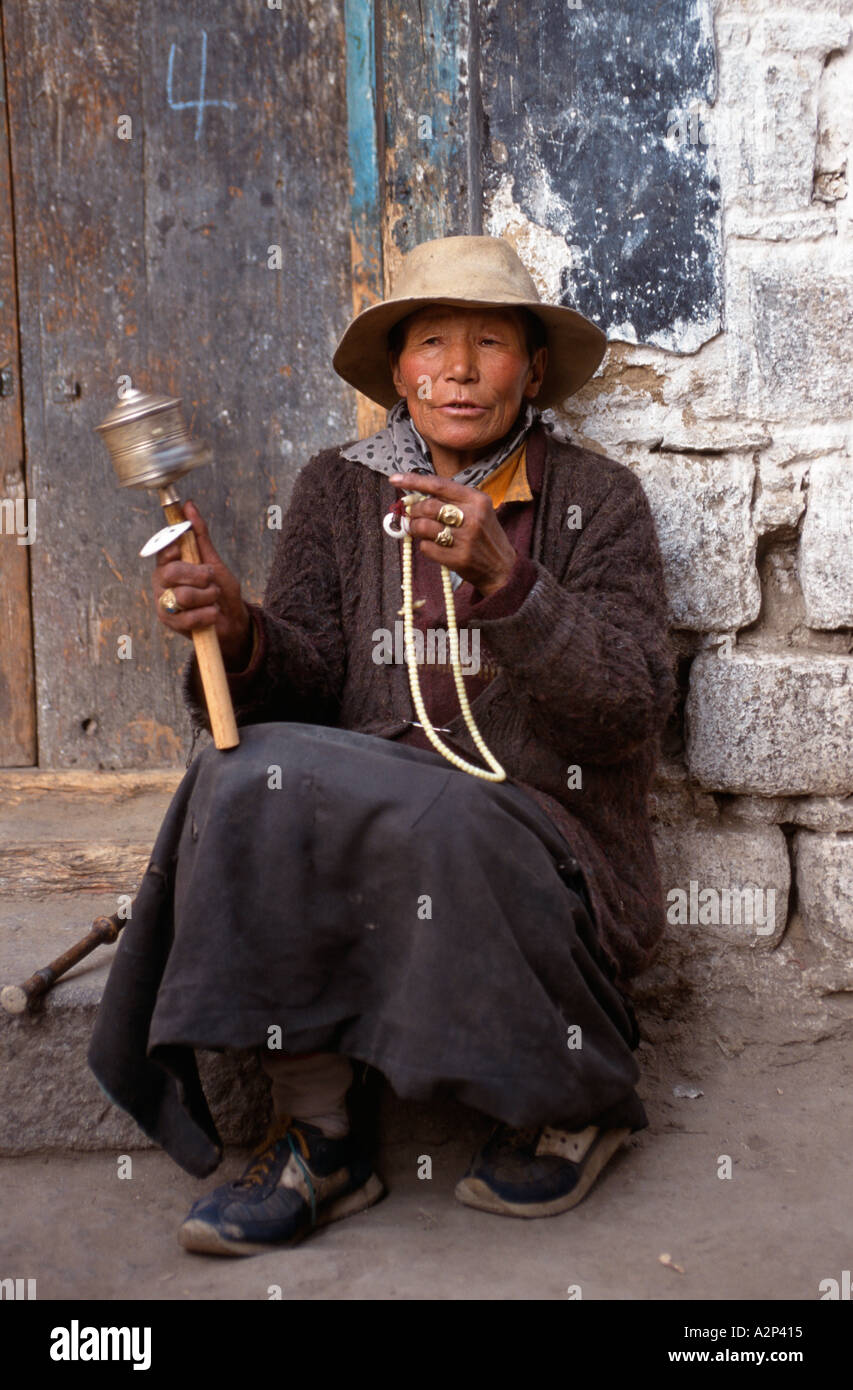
[259,1049,353,1139]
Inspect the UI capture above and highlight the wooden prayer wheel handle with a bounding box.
[161,496,240,751]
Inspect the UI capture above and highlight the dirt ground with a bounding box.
[3,1032,850,1302]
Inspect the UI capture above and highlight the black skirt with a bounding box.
[88,723,646,1177]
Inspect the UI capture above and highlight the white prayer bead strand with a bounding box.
[397,492,506,783]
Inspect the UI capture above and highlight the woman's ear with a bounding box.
[389,349,404,395]
[524,345,548,398]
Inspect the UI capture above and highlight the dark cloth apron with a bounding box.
[88,723,646,1178]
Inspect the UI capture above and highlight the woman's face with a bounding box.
[389,306,547,463]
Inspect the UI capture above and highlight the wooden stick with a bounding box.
[160,494,240,751]
[1,914,124,1015]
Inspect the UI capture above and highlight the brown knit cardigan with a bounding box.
[181,425,677,986]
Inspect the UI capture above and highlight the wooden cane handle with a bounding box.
[1,915,123,1014]
[161,499,240,751]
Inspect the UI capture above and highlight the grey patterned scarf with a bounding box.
[341,396,552,488]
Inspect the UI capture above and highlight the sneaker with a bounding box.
[454,1122,630,1218]
[178,1116,385,1255]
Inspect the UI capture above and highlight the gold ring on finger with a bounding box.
[437,503,464,528]
[159,588,184,614]
[436,526,455,548]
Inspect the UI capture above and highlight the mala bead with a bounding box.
[394,492,506,783]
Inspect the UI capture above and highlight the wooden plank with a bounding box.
[0,768,180,797]
[0,10,36,765]
[0,843,152,897]
[480,0,722,352]
[380,0,477,284]
[3,0,354,767]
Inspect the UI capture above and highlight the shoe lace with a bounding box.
[235,1115,312,1192]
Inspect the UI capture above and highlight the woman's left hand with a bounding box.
[389,472,518,597]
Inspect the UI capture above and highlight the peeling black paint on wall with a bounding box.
[480,0,722,351]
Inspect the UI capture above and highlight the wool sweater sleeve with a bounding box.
[180,456,345,734]
[467,467,675,765]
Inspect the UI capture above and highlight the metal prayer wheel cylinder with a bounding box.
[95,388,212,491]
[94,385,239,751]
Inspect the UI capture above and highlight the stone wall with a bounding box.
[492,0,853,1049]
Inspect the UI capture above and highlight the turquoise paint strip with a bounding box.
[344,0,383,305]
[424,2,462,139]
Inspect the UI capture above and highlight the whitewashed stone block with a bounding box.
[713,50,820,213]
[789,797,853,833]
[749,273,853,417]
[752,458,808,535]
[634,456,759,630]
[795,830,853,956]
[719,795,792,825]
[799,457,853,628]
[754,12,851,57]
[653,822,789,946]
[721,795,853,832]
[686,651,853,795]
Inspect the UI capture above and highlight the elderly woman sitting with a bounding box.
[88,234,675,1255]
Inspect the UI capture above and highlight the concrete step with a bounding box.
[0,771,487,1163]
[0,766,176,1156]
[0,885,488,1163]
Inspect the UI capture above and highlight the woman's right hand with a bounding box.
[152,500,253,669]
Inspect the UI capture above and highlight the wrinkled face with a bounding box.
[389,306,547,461]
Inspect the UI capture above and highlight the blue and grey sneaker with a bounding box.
[178,1116,385,1255]
[454,1122,630,1218]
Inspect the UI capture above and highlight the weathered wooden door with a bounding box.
[0,9,34,765]
[0,0,357,768]
[1,0,718,769]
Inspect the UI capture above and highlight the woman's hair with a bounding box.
[388,306,547,362]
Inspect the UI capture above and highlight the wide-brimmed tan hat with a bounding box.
[332,234,606,410]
